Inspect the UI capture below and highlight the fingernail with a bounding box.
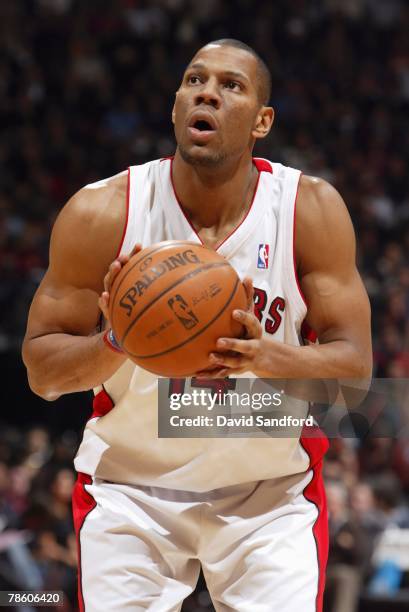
[217,339,227,348]
[233,310,243,319]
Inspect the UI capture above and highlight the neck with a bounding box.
[171,150,258,231]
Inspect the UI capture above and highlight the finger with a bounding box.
[233,310,262,339]
[103,272,110,294]
[215,338,257,354]
[242,276,254,310]
[104,260,122,292]
[98,292,110,319]
[195,368,230,379]
[207,369,230,379]
[209,352,247,369]
[130,243,143,257]
[114,243,143,269]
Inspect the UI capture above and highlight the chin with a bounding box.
[178,144,227,167]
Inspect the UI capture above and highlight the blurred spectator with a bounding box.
[371,473,409,529]
[325,481,369,612]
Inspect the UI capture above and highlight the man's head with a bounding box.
[210,39,272,106]
[172,40,274,168]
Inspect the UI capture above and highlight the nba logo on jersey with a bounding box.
[257,244,269,269]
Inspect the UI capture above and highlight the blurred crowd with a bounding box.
[0,426,78,609]
[0,0,408,611]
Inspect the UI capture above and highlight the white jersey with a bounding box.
[74,157,319,492]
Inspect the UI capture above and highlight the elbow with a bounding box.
[351,350,373,380]
[35,387,61,402]
[22,342,61,402]
[26,371,61,402]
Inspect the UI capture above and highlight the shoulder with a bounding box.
[295,175,356,275]
[59,170,128,231]
[53,171,128,251]
[296,174,351,226]
[48,170,129,291]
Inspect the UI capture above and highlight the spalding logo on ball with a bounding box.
[109,240,247,377]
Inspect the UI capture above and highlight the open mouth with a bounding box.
[187,114,217,143]
[193,120,214,131]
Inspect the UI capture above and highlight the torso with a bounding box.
[74,157,319,492]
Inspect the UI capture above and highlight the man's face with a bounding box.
[173,45,265,167]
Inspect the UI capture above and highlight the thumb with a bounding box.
[242,276,254,310]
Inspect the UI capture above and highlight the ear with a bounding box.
[252,106,274,140]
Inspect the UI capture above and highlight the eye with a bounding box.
[224,80,242,91]
[187,75,202,85]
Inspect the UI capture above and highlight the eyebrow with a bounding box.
[187,63,250,83]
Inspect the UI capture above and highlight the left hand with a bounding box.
[195,277,268,378]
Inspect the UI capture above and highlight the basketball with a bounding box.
[109,241,247,376]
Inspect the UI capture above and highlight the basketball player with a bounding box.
[22,40,372,611]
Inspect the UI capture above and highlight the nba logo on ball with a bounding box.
[257,244,269,269]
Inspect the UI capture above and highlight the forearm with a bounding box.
[22,331,127,400]
[254,338,372,379]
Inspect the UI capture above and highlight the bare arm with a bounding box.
[203,175,372,378]
[22,172,131,400]
[290,176,372,377]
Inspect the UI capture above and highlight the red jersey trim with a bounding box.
[91,388,114,419]
[300,430,329,612]
[169,157,263,251]
[72,472,96,612]
[115,167,131,258]
[293,174,308,308]
[253,158,273,173]
[301,320,318,344]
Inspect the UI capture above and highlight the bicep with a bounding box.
[297,177,372,353]
[25,183,124,341]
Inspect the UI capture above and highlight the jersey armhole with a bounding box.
[292,174,308,308]
[283,169,308,326]
[291,173,319,344]
[115,167,131,258]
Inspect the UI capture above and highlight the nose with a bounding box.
[194,78,221,109]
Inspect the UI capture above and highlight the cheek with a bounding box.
[175,101,195,142]
[174,94,189,119]
[225,107,255,138]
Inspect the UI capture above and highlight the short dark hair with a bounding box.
[205,38,272,105]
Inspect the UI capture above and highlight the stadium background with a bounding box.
[0,0,408,610]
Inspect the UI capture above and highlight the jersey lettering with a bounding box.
[253,287,267,321]
[265,296,285,335]
[253,288,285,335]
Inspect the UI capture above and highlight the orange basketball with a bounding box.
[109,240,247,376]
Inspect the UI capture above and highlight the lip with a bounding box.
[187,126,217,144]
[187,110,218,144]
[188,110,218,132]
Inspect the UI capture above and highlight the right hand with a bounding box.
[98,243,142,324]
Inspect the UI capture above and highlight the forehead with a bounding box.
[186,44,258,81]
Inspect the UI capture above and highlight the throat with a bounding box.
[171,154,259,249]
[186,179,258,249]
